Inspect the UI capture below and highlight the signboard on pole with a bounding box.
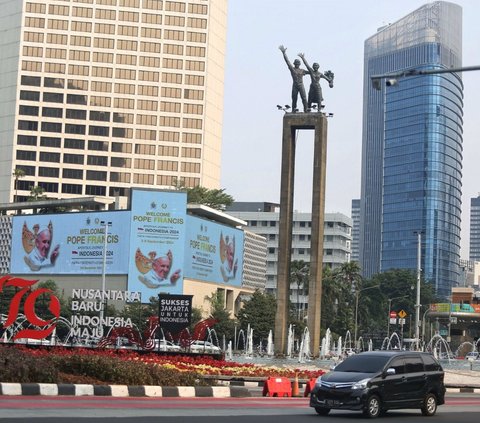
[158,294,192,334]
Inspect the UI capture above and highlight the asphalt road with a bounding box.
[0,394,479,422]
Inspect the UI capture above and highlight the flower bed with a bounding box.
[0,345,325,385]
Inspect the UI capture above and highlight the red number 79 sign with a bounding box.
[0,276,60,340]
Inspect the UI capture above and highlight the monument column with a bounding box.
[275,113,327,357]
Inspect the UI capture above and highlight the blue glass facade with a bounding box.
[360,2,463,298]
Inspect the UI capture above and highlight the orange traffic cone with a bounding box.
[292,373,300,397]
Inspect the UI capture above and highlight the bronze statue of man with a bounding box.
[298,53,334,110]
[279,45,308,112]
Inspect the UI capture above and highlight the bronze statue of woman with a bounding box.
[298,53,334,110]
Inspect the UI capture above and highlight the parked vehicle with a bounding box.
[154,339,181,352]
[309,350,445,418]
[465,351,479,360]
[189,340,221,354]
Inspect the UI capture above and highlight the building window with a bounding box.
[21,75,41,86]
[111,157,131,168]
[43,92,64,103]
[110,172,131,183]
[18,120,38,131]
[88,140,108,151]
[141,27,162,38]
[63,153,84,164]
[86,170,107,181]
[66,109,87,120]
[17,135,37,146]
[93,37,114,49]
[133,173,154,184]
[39,152,60,162]
[65,124,86,134]
[42,107,63,118]
[16,150,37,161]
[39,167,59,178]
[19,105,39,116]
[64,139,85,150]
[89,125,110,137]
[62,183,82,194]
[40,137,61,148]
[90,111,110,122]
[20,90,40,101]
[38,182,58,193]
[86,185,106,196]
[67,94,87,105]
[111,142,132,153]
[87,155,108,166]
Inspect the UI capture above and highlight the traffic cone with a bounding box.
[292,373,300,397]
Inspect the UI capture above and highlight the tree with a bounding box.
[12,168,25,201]
[204,291,235,345]
[290,260,309,319]
[237,290,276,345]
[28,185,47,202]
[181,185,234,210]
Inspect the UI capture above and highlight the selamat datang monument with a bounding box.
[275,46,334,357]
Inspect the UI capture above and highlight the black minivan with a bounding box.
[310,351,445,418]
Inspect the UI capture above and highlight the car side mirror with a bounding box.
[384,367,396,377]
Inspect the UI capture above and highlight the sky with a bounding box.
[220,0,480,258]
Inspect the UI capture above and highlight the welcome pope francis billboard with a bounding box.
[10,211,130,274]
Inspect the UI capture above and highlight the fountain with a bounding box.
[286,324,294,358]
[298,327,311,363]
[226,341,233,360]
[266,330,274,356]
[320,328,332,359]
[236,329,246,351]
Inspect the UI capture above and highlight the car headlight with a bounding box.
[315,376,323,387]
[351,378,370,390]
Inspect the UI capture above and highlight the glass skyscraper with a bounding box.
[359,2,463,298]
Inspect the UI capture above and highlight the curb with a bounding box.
[0,383,251,398]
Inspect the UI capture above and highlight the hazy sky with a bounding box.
[220,0,480,258]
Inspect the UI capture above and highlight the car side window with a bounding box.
[422,354,440,371]
[405,356,424,372]
[388,357,405,374]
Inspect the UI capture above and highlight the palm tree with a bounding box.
[28,185,47,202]
[290,260,309,319]
[12,168,25,201]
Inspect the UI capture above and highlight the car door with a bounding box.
[381,356,408,407]
[404,355,428,402]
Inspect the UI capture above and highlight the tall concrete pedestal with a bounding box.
[274,112,327,357]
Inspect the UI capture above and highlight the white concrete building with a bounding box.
[0,0,227,207]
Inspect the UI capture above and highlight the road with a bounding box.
[0,394,479,422]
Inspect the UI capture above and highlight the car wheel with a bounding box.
[363,395,381,418]
[421,393,437,416]
[315,407,330,415]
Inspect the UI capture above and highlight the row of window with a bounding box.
[25,15,207,30]
[15,176,200,196]
[16,147,202,163]
[26,1,207,14]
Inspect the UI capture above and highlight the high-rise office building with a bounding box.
[469,195,480,261]
[0,0,227,206]
[359,2,463,297]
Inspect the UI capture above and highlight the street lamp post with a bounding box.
[99,220,112,336]
[354,285,380,348]
[414,231,422,351]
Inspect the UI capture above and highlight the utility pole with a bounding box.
[415,231,422,351]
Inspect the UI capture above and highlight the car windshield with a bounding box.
[334,354,391,373]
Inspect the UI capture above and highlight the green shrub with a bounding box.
[51,354,203,386]
[0,346,58,383]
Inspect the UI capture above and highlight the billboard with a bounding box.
[10,211,130,275]
[127,189,187,300]
[184,215,244,286]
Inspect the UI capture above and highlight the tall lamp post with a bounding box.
[354,285,380,348]
[100,220,112,335]
[414,231,422,351]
